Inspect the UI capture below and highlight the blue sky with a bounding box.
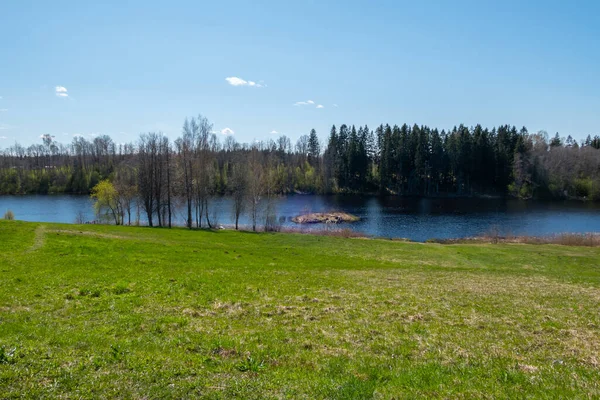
[1,0,599,146]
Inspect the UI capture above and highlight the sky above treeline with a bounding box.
[1,0,599,146]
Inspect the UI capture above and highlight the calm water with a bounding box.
[1,195,600,242]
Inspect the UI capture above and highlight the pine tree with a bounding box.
[324,125,338,190]
[308,129,320,166]
[550,133,562,147]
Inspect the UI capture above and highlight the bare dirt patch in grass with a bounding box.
[48,229,150,242]
[25,225,46,253]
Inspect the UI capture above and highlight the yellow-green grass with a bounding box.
[1,220,599,399]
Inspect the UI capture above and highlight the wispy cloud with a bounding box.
[0,136,7,139]
[0,109,7,112]
[221,127,235,135]
[55,86,69,97]
[270,130,279,134]
[333,103,338,108]
[225,77,264,87]
[295,100,323,109]
[0,124,12,130]
[294,100,312,106]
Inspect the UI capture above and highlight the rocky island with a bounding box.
[291,212,360,224]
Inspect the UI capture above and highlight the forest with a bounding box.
[1,114,600,227]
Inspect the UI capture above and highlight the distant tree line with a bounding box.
[325,124,600,199]
[1,115,600,227]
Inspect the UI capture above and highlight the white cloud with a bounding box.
[270,130,279,134]
[55,86,69,97]
[0,109,7,112]
[333,103,338,107]
[221,127,235,135]
[0,124,10,130]
[294,100,321,107]
[316,104,324,109]
[226,77,246,86]
[225,77,263,87]
[0,136,7,139]
[72,134,83,138]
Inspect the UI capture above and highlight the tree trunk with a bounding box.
[167,148,172,228]
[205,198,212,229]
[146,207,153,227]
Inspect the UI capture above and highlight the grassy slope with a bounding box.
[0,221,599,399]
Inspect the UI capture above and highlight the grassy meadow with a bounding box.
[1,220,599,398]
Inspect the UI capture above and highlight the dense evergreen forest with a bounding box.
[1,115,600,226]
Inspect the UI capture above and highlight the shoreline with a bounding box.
[0,191,598,203]
[3,219,599,247]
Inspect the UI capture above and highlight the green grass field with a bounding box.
[1,220,599,399]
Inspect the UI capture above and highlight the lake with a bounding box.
[1,195,600,242]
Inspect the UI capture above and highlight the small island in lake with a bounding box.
[292,212,360,224]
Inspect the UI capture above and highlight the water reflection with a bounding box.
[1,194,599,242]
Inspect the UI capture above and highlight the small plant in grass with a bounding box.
[110,344,126,361]
[3,210,15,220]
[0,347,16,364]
[79,288,101,297]
[236,356,265,372]
[112,282,131,295]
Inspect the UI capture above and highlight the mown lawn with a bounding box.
[1,220,599,399]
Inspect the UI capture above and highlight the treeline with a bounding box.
[325,124,600,199]
[1,114,600,225]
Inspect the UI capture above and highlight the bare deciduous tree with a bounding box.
[230,162,247,230]
[247,146,264,232]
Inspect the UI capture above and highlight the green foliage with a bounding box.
[519,184,532,199]
[91,180,122,225]
[2,122,600,200]
[573,178,600,199]
[236,356,265,372]
[0,346,16,364]
[112,282,131,295]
